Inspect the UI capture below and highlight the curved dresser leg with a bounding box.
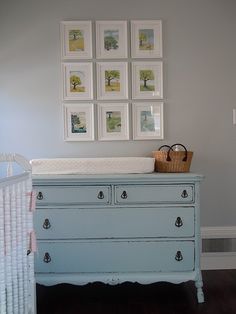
[195,272,204,303]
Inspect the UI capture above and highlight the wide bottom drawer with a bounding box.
[35,240,195,273]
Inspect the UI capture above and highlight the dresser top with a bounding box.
[32,172,204,185]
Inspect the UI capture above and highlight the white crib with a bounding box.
[0,154,35,314]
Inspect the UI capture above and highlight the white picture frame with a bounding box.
[63,103,94,141]
[62,62,93,100]
[97,62,128,100]
[131,20,162,58]
[60,21,92,59]
[132,61,163,99]
[96,20,128,59]
[132,102,164,140]
[97,103,129,141]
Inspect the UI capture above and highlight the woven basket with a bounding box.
[152,144,193,173]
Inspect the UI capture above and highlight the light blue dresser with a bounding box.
[33,173,204,303]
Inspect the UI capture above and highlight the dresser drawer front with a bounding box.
[115,185,193,204]
[35,207,195,239]
[35,240,194,273]
[35,186,111,206]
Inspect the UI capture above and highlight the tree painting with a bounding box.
[105,70,120,92]
[104,30,119,51]
[140,110,155,132]
[139,70,155,91]
[139,29,154,50]
[71,112,87,133]
[106,111,121,133]
[70,71,85,93]
[69,29,84,51]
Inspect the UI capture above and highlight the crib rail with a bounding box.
[0,154,35,314]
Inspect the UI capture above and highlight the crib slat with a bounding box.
[0,154,34,314]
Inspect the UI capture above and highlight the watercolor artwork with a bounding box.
[70,111,87,134]
[104,29,119,51]
[139,29,154,51]
[69,29,85,52]
[106,111,121,133]
[70,71,85,93]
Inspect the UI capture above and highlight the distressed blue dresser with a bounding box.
[33,173,204,303]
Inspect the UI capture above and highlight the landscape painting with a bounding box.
[64,103,94,141]
[61,21,92,59]
[140,110,155,132]
[97,103,129,140]
[105,70,120,92]
[70,71,85,93]
[139,70,155,92]
[69,29,84,52]
[71,112,87,133]
[132,61,163,99]
[63,62,93,100]
[139,29,154,51]
[132,102,163,140]
[96,21,127,58]
[96,62,128,100]
[131,20,162,58]
[104,29,119,51]
[106,111,121,133]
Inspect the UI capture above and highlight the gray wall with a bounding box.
[0,0,236,226]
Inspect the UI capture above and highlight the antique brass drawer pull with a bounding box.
[37,191,43,200]
[175,217,183,228]
[97,191,104,199]
[121,191,128,199]
[43,252,51,263]
[181,190,188,198]
[175,251,183,261]
[43,218,51,229]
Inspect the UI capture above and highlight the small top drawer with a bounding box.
[115,184,194,204]
[35,185,111,206]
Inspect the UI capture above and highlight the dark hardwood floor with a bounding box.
[36,270,236,314]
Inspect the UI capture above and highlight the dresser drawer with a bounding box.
[35,207,195,239]
[115,185,194,204]
[35,240,194,273]
[35,185,111,206]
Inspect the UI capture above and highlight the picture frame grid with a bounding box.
[61,19,164,141]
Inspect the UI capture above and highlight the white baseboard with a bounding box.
[201,226,236,239]
[200,226,236,270]
[201,252,236,270]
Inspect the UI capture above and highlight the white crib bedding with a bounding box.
[30,157,155,175]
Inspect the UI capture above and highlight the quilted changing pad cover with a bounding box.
[30,157,155,175]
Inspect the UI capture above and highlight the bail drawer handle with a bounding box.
[37,192,43,200]
[43,252,51,263]
[175,217,183,228]
[181,190,188,198]
[43,218,51,229]
[175,251,183,261]
[121,191,128,199]
[97,191,104,199]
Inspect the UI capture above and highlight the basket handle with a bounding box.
[166,143,188,162]
[158,145,173,151]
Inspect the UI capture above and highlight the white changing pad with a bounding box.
[30,157,155,175]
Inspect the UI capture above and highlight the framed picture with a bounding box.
[96,20,128,59]
[60,21,92,59]
[63,103,94,141]
[97,103,129,141]
[132,102,164,140]
[132,61,163,99]
[97,62,128,100]
[131,20,162,58]
[62,62,93,100]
